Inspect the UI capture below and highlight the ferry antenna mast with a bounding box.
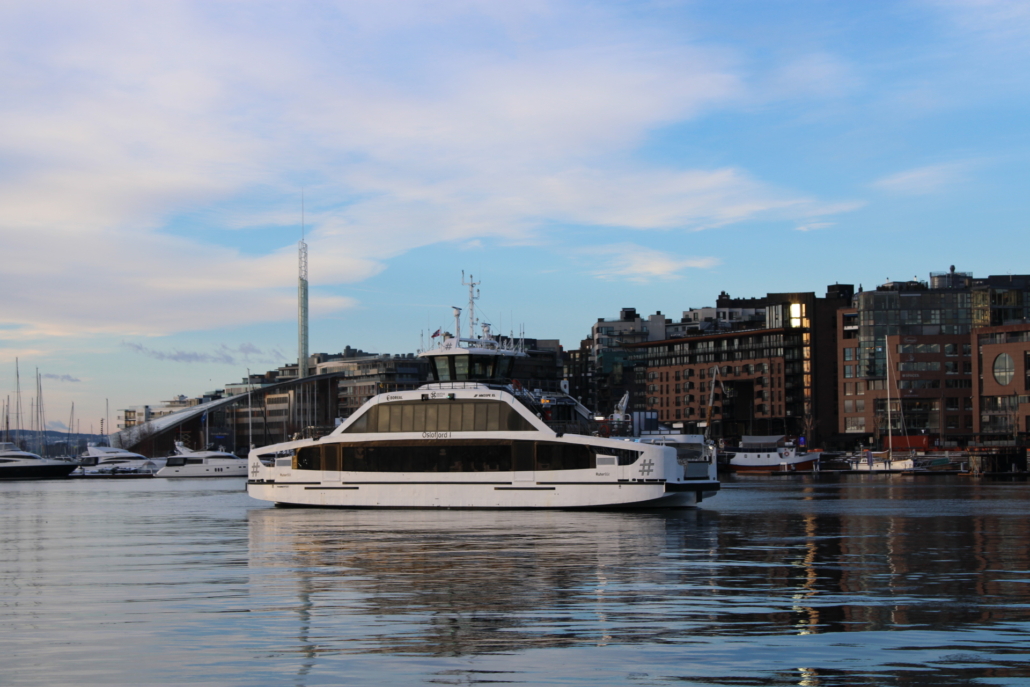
[461,271,480,340]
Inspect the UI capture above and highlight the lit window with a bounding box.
[993,353,1015,386]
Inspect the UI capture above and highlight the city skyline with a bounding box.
[2,1,1029,430]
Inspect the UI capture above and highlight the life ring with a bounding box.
[598,423,611,437]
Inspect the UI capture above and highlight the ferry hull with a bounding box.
[248,477,718,509]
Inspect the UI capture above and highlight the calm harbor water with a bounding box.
[4,476,1030,686]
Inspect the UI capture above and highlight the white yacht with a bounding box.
[248,289,720,509]
[76,445,164,476]
[723,436,819,473]
[156,442,248,478]
[0,442,77,480]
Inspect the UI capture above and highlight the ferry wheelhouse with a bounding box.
[247,294,720,509]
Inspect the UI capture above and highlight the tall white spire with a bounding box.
[298,193,309,379]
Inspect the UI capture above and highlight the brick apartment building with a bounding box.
[973,323,1030,444]
[838,269,1030,449]
[631,285,852,447]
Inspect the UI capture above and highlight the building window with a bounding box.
[856,381,865,395]
[845,417,866,432]
[844,365,854,378]
[844,348,854,361]
[946,397,960,411]
[844,383,853,396]
[856,399,865,412]
[844,400,854,413]
[993,353,1015,385]
[946,416,959,430]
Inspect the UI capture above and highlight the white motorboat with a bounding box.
[156,442,248,478]
[723,436,819,473]
[0,442,77,480]
[76,445,164,476]
[247,279,720,509]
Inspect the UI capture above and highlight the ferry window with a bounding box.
[434,358,451,381]
[296,445,322,470]
[323,445,341,471]
[460,403,475,432]
[496,356,515,378]
[474,404,489,431]
[513,442,534,471]
[345,401,534,433]
[341,442,516,472]
[470,355,494,378]
[536,442,595,470]
[454,355,469,379]
[344,410,369,433]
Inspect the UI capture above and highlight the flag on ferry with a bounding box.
[431,329,441,338]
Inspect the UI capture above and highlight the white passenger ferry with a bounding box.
[247,290,719,509]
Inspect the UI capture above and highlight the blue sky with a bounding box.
[2,0,1028,431]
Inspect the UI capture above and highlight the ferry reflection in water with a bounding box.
[244,477,1030,685]
[246,508,720,657]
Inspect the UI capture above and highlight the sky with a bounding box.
[2,0,1029,432]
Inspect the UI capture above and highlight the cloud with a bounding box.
[872,162,968,195]
[122,342,287,366]
[41,373,81,383]
[795,222,835,232]
[585,244,720,283]
[928,0,1030,49]
[0,2,860,340]
[46,420,68,432]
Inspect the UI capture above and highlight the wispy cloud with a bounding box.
[122,342,287,366]
[585,244,720,283]
[872,162,969,195]
[41,373,81,383]
[795,222,835,232]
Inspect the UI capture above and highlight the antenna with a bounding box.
[462,271,481,339]
[298,192,309,380]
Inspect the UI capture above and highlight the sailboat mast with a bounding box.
[15,358,21,448]
[37,370,47,457]
[68,402,74,453]
[886,340,892,456]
